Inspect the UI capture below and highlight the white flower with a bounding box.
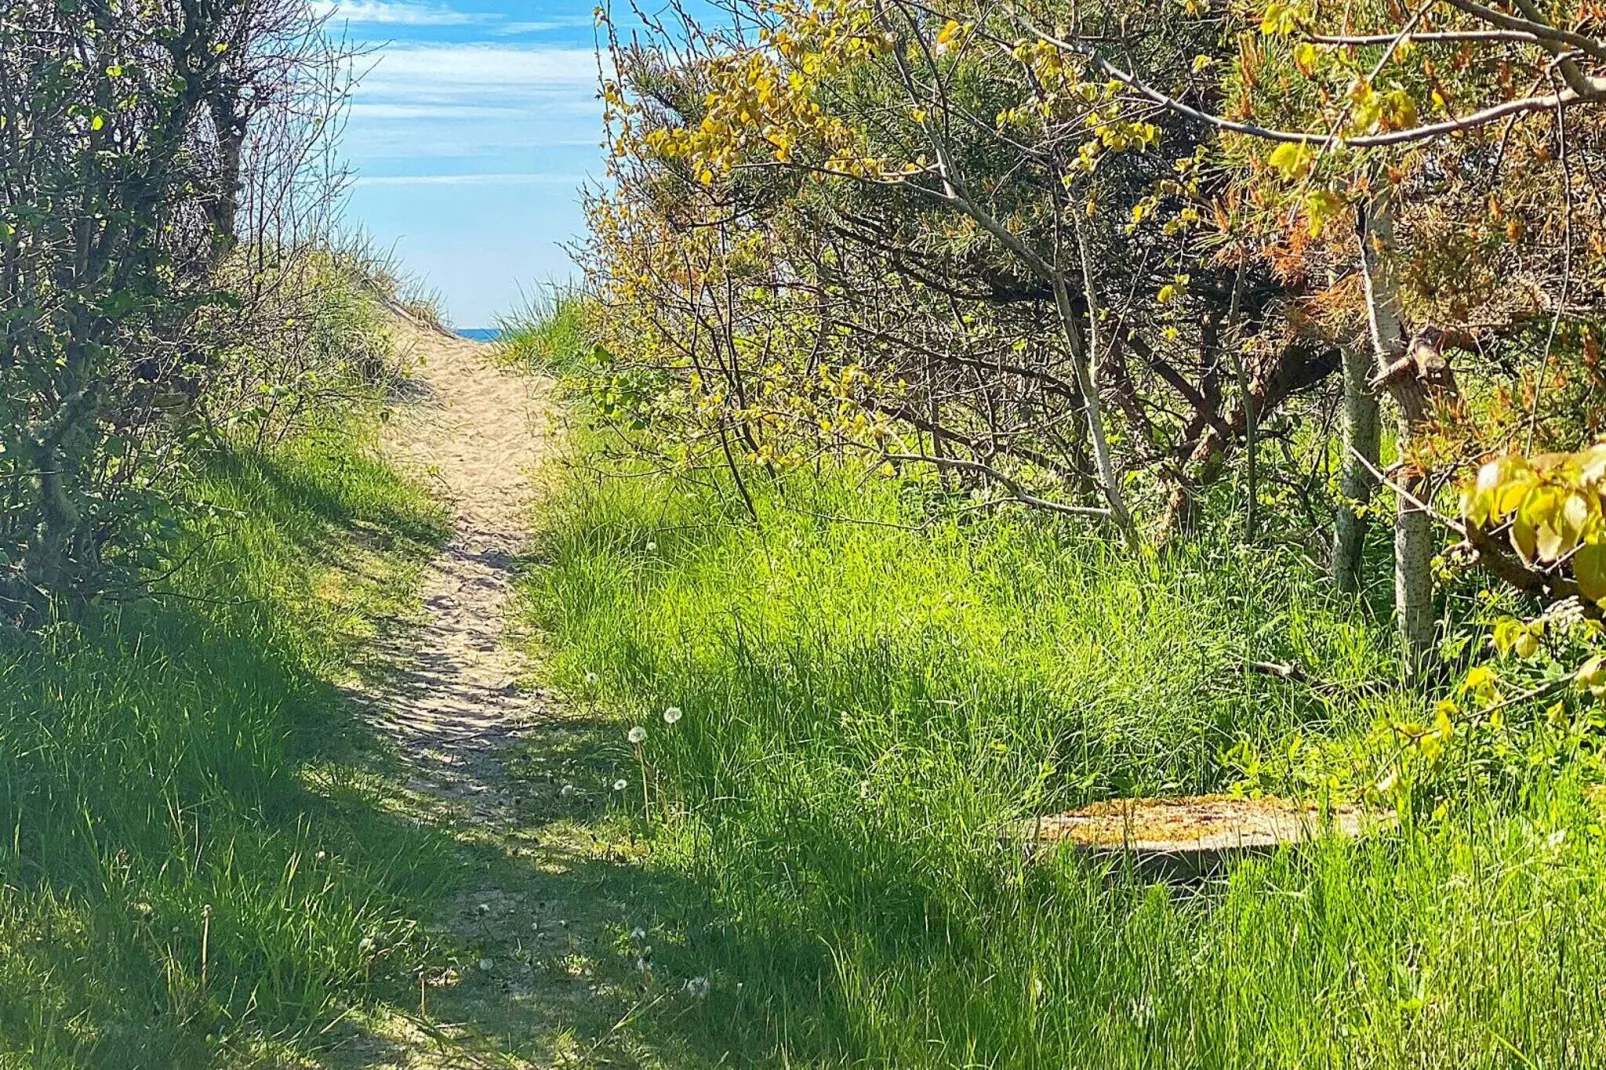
[663,706,682,724]
[560,783,576,797]
[628,725,647,744]
[645,541,657,551]
[685,975,711,998]
[584,671,599,685]
[631,926,647,942]
[613,778,628,791]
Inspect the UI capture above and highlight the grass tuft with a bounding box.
[494,284,591,373]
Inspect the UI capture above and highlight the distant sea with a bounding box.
[456,328,501,343]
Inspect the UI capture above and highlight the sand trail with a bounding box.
[370,320,557,828]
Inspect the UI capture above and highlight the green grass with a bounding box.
[0,413,458,1068]
[519,456,1606,1068]
[494,285,590,374]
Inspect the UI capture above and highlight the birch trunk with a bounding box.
[1358,185,1435,679]
[1053,274,1134,543]
[1066,220,1136,544]
[1332,342,1381,592]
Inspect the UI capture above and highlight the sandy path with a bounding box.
[372,319,557,828]
[328,320,663,1070]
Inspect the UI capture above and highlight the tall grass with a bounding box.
[0,414,456,1068]
[494,284,590,374]
[520,456,1606,1067]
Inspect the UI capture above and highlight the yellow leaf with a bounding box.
[1304,189,1344,236]
[1524,485,1564,560]
[1512,507,1539,562]
[1267,141,1313,180]
[1260,0,1301,34]
[1491,617,1519,655]
[1575,541,1606,605]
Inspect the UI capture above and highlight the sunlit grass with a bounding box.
[519,453,1606,1067]
[0,413,458,1068]
[494,284,591,375]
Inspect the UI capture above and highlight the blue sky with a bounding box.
[321,0,606,327]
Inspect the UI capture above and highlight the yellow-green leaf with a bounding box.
[1575,541,1606,604]
[1267,141,1313,180]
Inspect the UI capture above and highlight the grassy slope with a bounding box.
[519,456,1606,1068]
[0,414,458,1068]
[494,287,589,375]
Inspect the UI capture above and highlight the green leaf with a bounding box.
[1575,542,1606,605]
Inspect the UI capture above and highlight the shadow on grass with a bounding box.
[319,704,871,1070]
[0,429,465,1069]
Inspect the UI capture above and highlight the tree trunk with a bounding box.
[1357,185,1435,680]
[207,94,247,261]
[1065,222,1136,544]
[1161,427,1225,535]
[1332,342,1381,592]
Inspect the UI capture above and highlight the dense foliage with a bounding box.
[0,0,371,622]
[574,0,1606,685]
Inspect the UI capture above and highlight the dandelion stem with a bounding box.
[636,743,651,822]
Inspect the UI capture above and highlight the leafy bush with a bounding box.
[0,0,363,621]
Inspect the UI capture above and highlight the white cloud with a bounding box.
[361,44,601,89]
[342,43,606,159]
[494,16,600,35]
[354,172,588,186]
[313,0,483,25]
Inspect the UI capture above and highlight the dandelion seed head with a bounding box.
[628,725,647,744]
[663,706,683,724]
